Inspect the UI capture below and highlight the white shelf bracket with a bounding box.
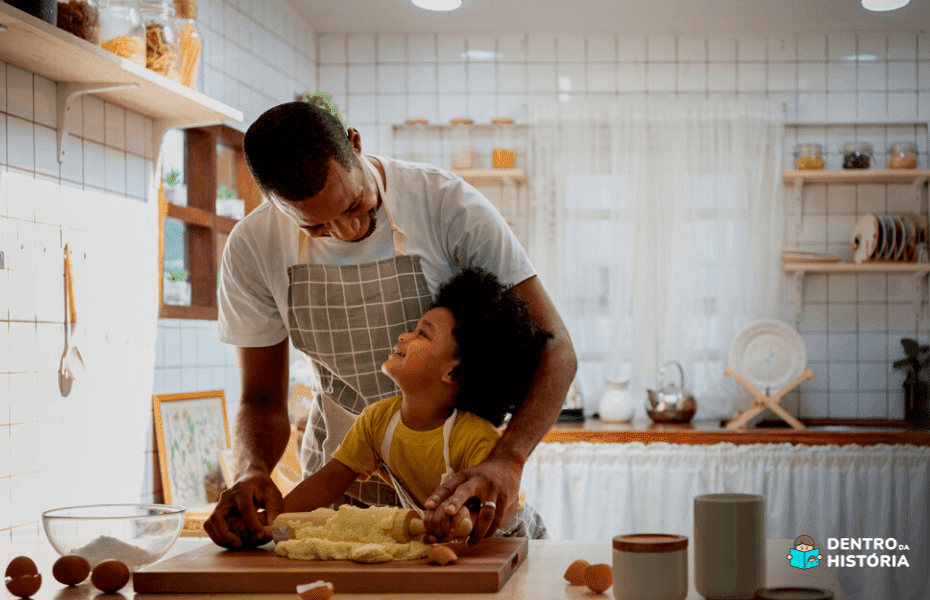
[57,82,139,163]
[790,270,806,328]
[152,118,222,186]
[793,178,804,244]
[915,272,929,323]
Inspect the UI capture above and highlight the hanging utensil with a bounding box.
[59,244,85,381]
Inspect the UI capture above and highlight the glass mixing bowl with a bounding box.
[42,504,186,570]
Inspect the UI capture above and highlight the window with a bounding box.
[159,125,262,320]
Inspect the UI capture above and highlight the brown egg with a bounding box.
[53,554,91,586]
[91,559,130,593]
[5,556,38,578]
[296,580,334,600]
[563,558,590,585]
[583,563,613,594]
[427,545,458,566]
[5,573,42,598]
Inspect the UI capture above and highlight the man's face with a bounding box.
[273,156,380,242]
[382,308,461,394]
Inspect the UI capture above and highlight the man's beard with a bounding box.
[349,207,378,242]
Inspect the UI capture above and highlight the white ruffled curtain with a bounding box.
[523,442,930,600]
[528,99,785,419]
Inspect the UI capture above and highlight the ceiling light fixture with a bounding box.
[411,0,462,11]
[862,0,910,11]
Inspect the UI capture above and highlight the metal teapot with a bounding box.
[646,361,697,423]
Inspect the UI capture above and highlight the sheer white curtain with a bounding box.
[528,99,786,419]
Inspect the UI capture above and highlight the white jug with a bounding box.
[599,378,635,422]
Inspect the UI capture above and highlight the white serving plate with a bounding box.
[728,319,807,393]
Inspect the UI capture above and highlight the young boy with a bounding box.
[279,266,553,542]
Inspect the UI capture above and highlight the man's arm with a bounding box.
[424,275,576,543]
[205,338,291,548]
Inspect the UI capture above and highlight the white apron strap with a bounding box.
[439,409,458,485]
[379,407,458,476]
[379,409,403,466]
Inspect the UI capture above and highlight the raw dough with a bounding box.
[274,506,430,564]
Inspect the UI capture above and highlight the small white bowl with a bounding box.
[42,504,186,571]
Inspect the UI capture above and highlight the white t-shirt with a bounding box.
[218,156,537,347]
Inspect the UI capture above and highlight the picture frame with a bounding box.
[153,390,231,507]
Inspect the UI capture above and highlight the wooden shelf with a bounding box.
[453,169,527,185]
[783,169,930,185]
[783,261,930,273]
[0,3,241,161]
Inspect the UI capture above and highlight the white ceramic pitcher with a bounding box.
[599,378,635,422]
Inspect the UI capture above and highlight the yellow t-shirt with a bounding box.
[332,395,500,506]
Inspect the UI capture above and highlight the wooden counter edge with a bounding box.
[542,429,930,446]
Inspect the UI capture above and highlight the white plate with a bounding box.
[728,319,808,393]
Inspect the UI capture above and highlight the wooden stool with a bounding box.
[725,367,815,431]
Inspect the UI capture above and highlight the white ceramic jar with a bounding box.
[613,534,688,600]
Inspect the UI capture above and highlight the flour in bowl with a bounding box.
[70,535,159,569]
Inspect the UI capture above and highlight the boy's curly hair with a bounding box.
[432,267,553,427]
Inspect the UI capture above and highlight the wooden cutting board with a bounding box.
[134,538,528,594]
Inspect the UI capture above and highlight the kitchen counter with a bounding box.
[0,538,843,599]
[543,418,930,445]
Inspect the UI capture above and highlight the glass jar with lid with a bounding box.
[399,118,429,163]
[888,142,919,169]
[57,0,101,44]
[449,118,474,170]
[141,2,181,81]
[98,0,144,65]
[793,143,824,170]
[491,117,516,169]
[173,0,201,89]
[842,142,873,169]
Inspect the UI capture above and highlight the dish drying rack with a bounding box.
[724,367,815,431]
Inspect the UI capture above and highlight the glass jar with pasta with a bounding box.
[172,0,201,89]
[57,0,101,44]
[141,1,181,82]
[98,0,144,66]
[793,143,824,170]
[449,118,474,170]
[888,142,919,169]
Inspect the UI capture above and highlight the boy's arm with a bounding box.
[281,459,361,514]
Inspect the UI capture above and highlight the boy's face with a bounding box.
[382,308,460,393]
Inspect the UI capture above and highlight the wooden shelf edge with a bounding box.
[783,261,930,273]
[0,3,241,125]
[783,169,930,185]
[453,169,528,184]
[160,304,218,321]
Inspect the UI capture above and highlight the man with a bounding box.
[205,100,576,548]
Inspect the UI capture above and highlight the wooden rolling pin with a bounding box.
[264,508,472,543]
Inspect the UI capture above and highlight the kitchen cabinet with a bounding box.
[0,3,242,163]
[783,164,930,326]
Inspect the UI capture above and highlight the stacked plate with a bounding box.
[851,213,928,264]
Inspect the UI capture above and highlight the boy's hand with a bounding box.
[421,504,474,544]
[423,456,521,546]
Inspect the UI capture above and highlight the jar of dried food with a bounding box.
[842,142,873,169]
[449,118,474,170]
[793,143,824,170]
[98,0,144,66]
[57,0,100,44]
[141,2,180,81]
[888,142,919,169]
[492,117,516,169]
[173,0,201,89]
[400,118,429,163]
[6,0,57,25]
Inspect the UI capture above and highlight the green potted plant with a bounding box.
[215,185,245,220]
[163,167,187,206]
[163,266,191,306]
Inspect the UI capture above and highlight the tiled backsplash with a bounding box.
[0,0,315,540]
[3,20,928,540]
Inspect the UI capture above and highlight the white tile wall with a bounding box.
[319,30,930,423]
[0,0,315,540]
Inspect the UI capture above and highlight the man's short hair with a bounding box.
[432,267,553,427]
[243,100,358,203]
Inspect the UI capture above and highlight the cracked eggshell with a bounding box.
[296,580,334,600]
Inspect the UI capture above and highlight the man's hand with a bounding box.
[423,456,522,546]
[204,470,284,549]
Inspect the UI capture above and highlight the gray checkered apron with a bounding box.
[287,155,432,508]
